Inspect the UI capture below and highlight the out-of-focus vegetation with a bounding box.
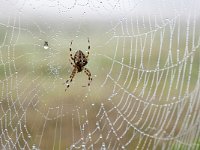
[0,18,200,149]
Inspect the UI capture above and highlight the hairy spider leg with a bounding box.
[65,68,77,91]
[84,67,92,86]
[69,59,75,67]
[69,40,74,61]
[86,37,90,58]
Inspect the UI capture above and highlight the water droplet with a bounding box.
[43,41,49,49]
[102,142,106,149]
[165,18,169,21]
[82,144,85,148]
[32,145,36,149]
[92,103,95,106]
[100,135,102,139]
[89,133,91,139]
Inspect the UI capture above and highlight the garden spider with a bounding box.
[64,38,92,91]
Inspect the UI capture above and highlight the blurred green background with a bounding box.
[0,13,200,150]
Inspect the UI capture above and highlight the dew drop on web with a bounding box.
[43,41,49,50]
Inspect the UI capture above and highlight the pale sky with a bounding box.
[0,0,199,20]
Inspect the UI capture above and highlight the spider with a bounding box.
[64,38,92,91]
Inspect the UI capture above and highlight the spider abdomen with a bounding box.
[74,50,88,71]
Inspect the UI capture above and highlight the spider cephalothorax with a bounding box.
[64,38,92,91]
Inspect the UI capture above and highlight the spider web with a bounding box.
[0,0,200,149]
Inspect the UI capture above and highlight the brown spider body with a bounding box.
[74,50,88,72]
[65,38,92,91]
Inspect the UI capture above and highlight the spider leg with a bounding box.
[69,40,74,61]
[69,59,75,67]
[86,37,90,59]
[65,67,77,91]
[84,67,92,86]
